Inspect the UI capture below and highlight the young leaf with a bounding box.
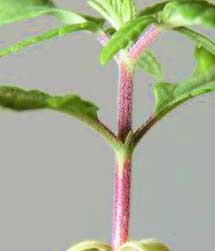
[132,73,215,147]
[0,0,104,35]
[105,27,116,36]
[161,0,215,29]
[119,239,169,251]
[174,64,215,97]
[153,66,215,116]
[154,80,215,119]
[153,82,176,113]
[51,9,88,25]
[100,15,156,64]
[0,0,55,25]
[67,241,111,251]
[138,1,170,20]
[52,9,105,28]
[0,23,103,58]
[138,49,163,80]
[193,44,215,75]
[175,27,215,58]
[88,0,136,29]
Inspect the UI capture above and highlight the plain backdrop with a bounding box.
[0,1,215,251]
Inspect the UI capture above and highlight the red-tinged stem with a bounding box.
[112,155,132,251]
[112,26,161,251]
[112,62,134,251]
[97,32,109,46]
[97,32,119,63]
[117,63,134,142]
[128,25,161,62]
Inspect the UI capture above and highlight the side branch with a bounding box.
[131,114,159,148]
[97,31,120,63]
[128,25,161,62]
[92,118,123,150]
[97,31,109,46]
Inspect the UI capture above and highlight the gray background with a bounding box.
[0,1,214,251]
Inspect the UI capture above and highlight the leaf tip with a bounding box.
[100,51,108,65]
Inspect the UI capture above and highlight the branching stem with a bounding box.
[97,31,110,46]
[97,31,120,63]
[112,61,134,251]
[112,149,132,251]
[112,24,162,251]
[132,114,158,147]
[128,25,161,62]
[95,119,122,147]
[117,63,134,142]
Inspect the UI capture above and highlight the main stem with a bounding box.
[111,25,160,250]
[112,61,134,251]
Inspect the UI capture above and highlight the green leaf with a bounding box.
[175,27,215,60]
[177,28,215,82]
[0,0,104,34]
[119,239,170,251]
[178,27,215,76]
[0,86,98,122]
[138,49,163,80]
[138,1,170,20]
[0,23,103,58]
[53,9,105,27]
[0,0,55,25]
[67,241,111,251]
[105,26,116,36]
[0,86,49,110]
[153,82,176,113]
[48,94,99,121]
[175,64,215,97]
[161,0,215,29]
[100,15,156,64]
[154,80,215,118]
[0,85,121,149]
[51,9,88,25]
[153,66,215,116]
[0,2,104,55]
[88,0,136,29]
[193,43,215,75]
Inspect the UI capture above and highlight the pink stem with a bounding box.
[97,32,109,46]
[97,32,119,63]
[112,63,134,251]
[117,63,134,141]
[112,158,132,251]
[128,25,160,62]
[112,27,160,250]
